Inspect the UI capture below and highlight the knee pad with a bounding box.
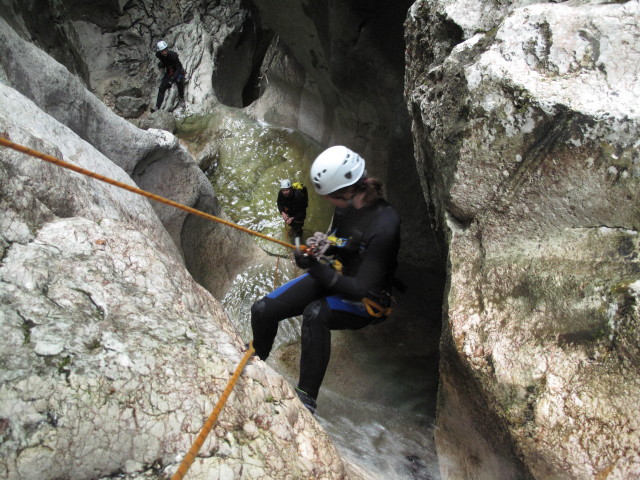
[251,299,267,320]
[302,300,329,328]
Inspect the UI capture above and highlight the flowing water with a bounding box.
[177,107,442,479]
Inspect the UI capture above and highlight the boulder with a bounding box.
[405,0,640,478]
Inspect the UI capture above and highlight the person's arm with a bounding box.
[292,192,307,222]
[307,209,400,298]
[276,192,285,213]
[168,52,185,77]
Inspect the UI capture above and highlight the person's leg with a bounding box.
[176,76,185,101]
[291,220,304,239]
[155,74,171,109]
[297,297,372,401]
[251,274,325,360]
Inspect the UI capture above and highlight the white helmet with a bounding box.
[310,146,365,195]
[280,179,292,189]
[156,40,168,51]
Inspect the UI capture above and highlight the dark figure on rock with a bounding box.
[151,40,185,112]
[277,179,308,240]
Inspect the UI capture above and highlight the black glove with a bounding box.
[294,250,316,269]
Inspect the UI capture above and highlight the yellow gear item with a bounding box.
[327,235,348,247]
[362,297,395,318]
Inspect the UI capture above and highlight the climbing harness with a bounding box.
[171,343,255,480]
[362,294,396,319]
[304,232,397,319]
[0,137,298,252]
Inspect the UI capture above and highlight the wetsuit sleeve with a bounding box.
[308,208,400,299]
[168,52,185,75]
[292,190,308,222]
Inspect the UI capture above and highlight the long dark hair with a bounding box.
[336,176,385,206]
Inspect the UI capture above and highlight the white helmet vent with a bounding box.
[309,146,365,195]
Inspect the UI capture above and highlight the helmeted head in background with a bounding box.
[280,179,292,197]
[156,40,168,53]
[310,146,365,195]
[280,179,292,189]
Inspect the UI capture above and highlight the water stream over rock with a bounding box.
[177,107,444,479]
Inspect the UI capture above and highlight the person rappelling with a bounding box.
[250,146,401,414]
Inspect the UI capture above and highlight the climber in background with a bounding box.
[277,178,308,240]
[151,40,186,112]
[251,146,401,414]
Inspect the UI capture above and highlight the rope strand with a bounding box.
[170,343,256,480]
[0,136,296,251]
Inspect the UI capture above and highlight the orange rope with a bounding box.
[0,136,297,251]
[171,343,256,480]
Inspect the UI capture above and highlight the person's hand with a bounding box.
[286,217,293,225]
[294,250,316,269]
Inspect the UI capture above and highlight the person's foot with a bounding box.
[295,387,317,415]
[150,106,158,112]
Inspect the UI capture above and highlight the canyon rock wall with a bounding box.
[0,7,369,477]
[405,0,640,478]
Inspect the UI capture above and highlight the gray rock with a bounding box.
[406,0,640,478]
[115,95,148,118]
[139,110,177,133]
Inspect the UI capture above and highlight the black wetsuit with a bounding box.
[155,50,185,109]
[277,188,308,238]
[251,198,401,400]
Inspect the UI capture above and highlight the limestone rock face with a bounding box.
[0,84,363,480]
[405,0,640,478]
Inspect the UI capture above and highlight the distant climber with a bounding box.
[252,146,401,414]
[151,40,186,112]
[277,179,308,240]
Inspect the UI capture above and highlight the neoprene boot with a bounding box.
[295,387,317,414]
